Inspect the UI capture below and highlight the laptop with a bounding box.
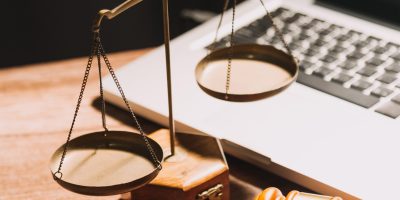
[103,0,400,199]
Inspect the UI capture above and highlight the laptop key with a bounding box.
[387,42,400,49]
[351,79,373,91]
[289,42,304,51]
[371,87,393,98]
[320,54,337,63]
[271,7,288,18]
[347,51,367,60]
[357,67,377,77]
[354,37,377,50]
[332,73,352,84]
[353,40,370,49]
[282,26,297,35]
[367,36,380,41]
[318,25,339,36]
[207,39,228,49]
[297,72,379,108]
[385,62,400,73]
[318,34,333,42]
[295,32,311,41]
[318,29,332,36]
[313,67,333,78]
[233,35,257,44]
[366,57,385,67]
[376,101,400,118]
[236,27,259,38]
[373,45,392,54]
[336,34,353,42]
[301,19,323,29]
[299,60,314,71]
[249,18,270,31]
[339,60,358,70]
[390,52,400,61]
[283,14,302,23]
[392,94,400,104]
[304,48,320,57]
[376,74,397,84]
[348,30,362,37]
[330,45,347,54]
[313,39,329,47]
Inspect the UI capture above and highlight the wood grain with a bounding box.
[133,129,230,200]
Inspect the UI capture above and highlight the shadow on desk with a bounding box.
[92,98,312,199]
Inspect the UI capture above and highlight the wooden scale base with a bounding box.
[120,129,230,200]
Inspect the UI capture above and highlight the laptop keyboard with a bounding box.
[208,7,400,118]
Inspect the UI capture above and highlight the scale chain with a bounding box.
[55,33,162,180]
[207,0,230,99]
[98,41,162,169]
[54,35,99,179]
[225,0,236,99]
[258,0,297,63]
[210,0,230,53]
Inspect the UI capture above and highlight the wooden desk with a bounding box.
[0,49,308,200]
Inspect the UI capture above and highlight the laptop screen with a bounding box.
[317,0,400,27]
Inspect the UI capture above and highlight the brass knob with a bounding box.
[255,187,342,200]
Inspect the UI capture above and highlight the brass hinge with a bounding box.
[196,184,224,200]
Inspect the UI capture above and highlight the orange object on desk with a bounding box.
[255,187,342,200]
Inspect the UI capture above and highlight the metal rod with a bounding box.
[93,0,143,32]
[162,0,176,157]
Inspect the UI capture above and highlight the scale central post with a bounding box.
[161,0,177,158]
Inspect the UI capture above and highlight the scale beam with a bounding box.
[93,0,143,31]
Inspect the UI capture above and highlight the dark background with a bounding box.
[0,0,233,68]
[4,0,400,68]
[318,0,400,28]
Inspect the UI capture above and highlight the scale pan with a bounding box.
[50,131,163,196]
[196,44,298,101]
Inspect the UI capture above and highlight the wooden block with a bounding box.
[132,129,230,200]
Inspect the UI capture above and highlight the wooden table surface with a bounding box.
[0,49,308,200]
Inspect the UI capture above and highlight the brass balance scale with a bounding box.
[49,0,299,198]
